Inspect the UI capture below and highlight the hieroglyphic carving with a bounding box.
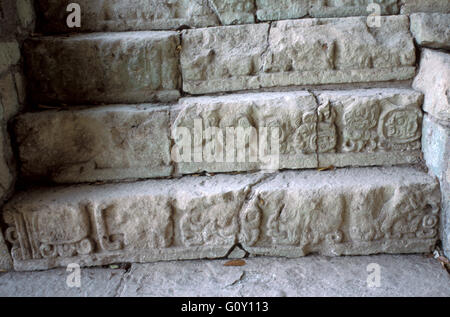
[180,193,240,246]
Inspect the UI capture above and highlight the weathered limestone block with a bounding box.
[241,167,440,257]
[400,0,450,14]
[0,109,14,201]
[3,173,264,271]
[309,0,399,18]
[422,115,450,258]
[15,105,172,183]
[3,167,440,271]
[413,49,450,123]
[171,91,318,174]
[255,0,308,21]
[410,13,450,50]
[36,0,219,33]
[0,41,20,74]
[181,16,416,95]
[25,32,181,105]
[315,89,424,168]
[209,0,255,25]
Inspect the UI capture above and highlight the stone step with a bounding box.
[24,32,181,105]
[15,88,424,184]
[181,16,416,94]
[2,166,440,271]
[36,0,401,34]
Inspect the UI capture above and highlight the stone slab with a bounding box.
[256,0,309,21]
[315,89,424,168]
[24,32,181,105]
[1,255,450,297]
[36,0,219,33]
[410,13,450,50]
[15,105,173,183]
[413,49,450,123]
[400,0,450,14]
[0,72,21,122]
[181,16,416,95]
[209,0,255,25]
[2,166,440,271]
[171,91,319,174]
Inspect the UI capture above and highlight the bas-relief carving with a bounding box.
[240,186,439,249]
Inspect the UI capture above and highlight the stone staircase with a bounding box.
[1,0,449,271]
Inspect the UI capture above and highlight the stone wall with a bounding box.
[0,0,35,270]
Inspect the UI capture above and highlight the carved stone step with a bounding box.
[181,16,416,95]
[24,32,181,105]
[36,0,401,34]
[3,166,440,271]
[15,88,424,183]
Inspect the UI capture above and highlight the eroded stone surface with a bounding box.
[309,0,399,18]
[241,167,440,257]
[25,32,181,105]
[15,105,172,183]
[2,167,440,271]
[400,0,450,14]
[3,172,263,271]
[181,16,416,95]
[0,42,20,74]
[413,49,450,123]
[410,13,450,50]
[0,231,13,271]
[209,0,255,25]
[315,89,424,168]
[256,0,308,21]
[36,0,219,33]
[171,91,318,174]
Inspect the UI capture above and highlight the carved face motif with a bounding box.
[318,122,337,153]
[344,104,380,131]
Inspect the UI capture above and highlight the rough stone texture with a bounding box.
[171,91,318,174]
[413,49,450,123]
[1,255,449,296]
[15,105,173,183]
[410,13,450,50]
[36,0,219,33]
[256,0,309,21]
[0,42,20,74]
[315,89,424,168]
[0,230,13,271]
[309,0,399,18]
[0,72,21,121]
[209,0,255,25]
[0,267,125,296]
[422,116,450,259]
[24,32,181,106]
[400,0,450,14]
[2,167,440,271]
[181,16,416,95]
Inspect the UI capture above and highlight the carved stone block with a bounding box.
[3,173,263,271]
[36,0,219,33]
[3,167,439,270]
[315,89,424,168]
[181,16,416,95]
[410,13,450,50]
[15,105,172,183]
[171,92,318,174]
[25,32,181,105]
[241,167,440,257]
[413,49,450,123]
